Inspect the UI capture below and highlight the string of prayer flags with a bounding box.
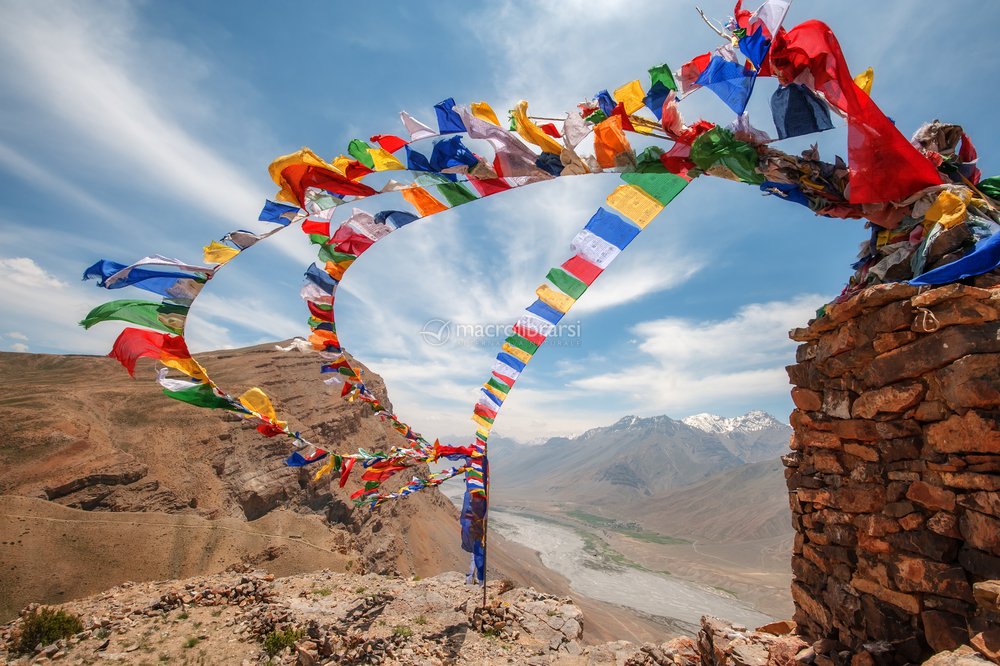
[82,0,1000,586]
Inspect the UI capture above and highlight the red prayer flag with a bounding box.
[561,255,602,285]
[108,328,170,376]
[339,457,356,488]
[769,20,940,203]
[468,177,512,197]
[370,134,408,153]
[330,225,375,255]
[513,323,545,347]
[279,164,379,205]
[539,123,562,138]
[257,422,285,437]
[301,218,331,236]
[610,102,635,132]
[678,52,712,92]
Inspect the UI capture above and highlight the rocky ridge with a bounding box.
[6,569,998,665]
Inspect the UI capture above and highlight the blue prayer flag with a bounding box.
[434,97,467,134]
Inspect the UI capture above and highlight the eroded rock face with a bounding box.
[784,282,1000,664]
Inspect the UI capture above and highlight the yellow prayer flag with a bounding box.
[368,148,405,171]
[925,190,970,229]
[606,184,664,228]
[401,186,448,217]
[613,79,646,115]
[475,428,491,441]
[313,455,337,481]
[536,284,575,313]
[853,67,874,95]
[512,100,564,155]
[267,148,342,203]
[876,228,892,248]
[331,155,354,176]
[239,387,278,422]
[470,101,500,126]
[501,342,532,364]
[471,414,494,431]
[203,240,240,265]
[161,356,209,383]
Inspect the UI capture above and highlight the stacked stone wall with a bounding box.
[784,282,1000,663]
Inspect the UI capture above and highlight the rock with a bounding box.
[852,382,925,419]
[970,628,1000,664]
[560,618,581,640]
[861,322,1000,388]
[927,412,1000,455]
[850,576,920,614]
[921,610,970,652]
[755,619,796,635]
[922,645,994,665]
[792,388,823,412]
[973,581,1000,613]
[295,640,319,666]
[907,482,957,512]
[928,354,1000,410]
[961,512,1000,555]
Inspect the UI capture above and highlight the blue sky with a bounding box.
[1,1,998,442]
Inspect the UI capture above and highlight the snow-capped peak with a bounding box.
[681,410,780,434]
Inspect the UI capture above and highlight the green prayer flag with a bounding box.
[689,127,764,185]
[80,299,187,334]
[317,245,357,264]
[486,377,511,394]
[163,384,238,410]
[585,109,608,124]
[979,176,1000,201]
[546,267,587,299]
[348,139,375,169]
[635,147,669,174]
[435,182,478,207]
[648,63,677,91]
[620,171,689,206]
[505,334,538,355]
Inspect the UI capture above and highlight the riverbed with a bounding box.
[489,508,774,633]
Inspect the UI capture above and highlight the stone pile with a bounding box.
[152,572,277,611]
[784,281,1000,663]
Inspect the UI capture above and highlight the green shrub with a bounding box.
[262,628,303,657]
[14,607,82,654]
[183,637,200,649]
[393,625,412,638]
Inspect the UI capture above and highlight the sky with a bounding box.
[1,0,998,443]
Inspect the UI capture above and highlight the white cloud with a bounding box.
[470,1,694,113]
[568,294,826,413]
[0,256,120,354]
[6,331,28,341]
[9,342,28,353]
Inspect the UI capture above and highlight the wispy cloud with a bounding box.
[0,0,264,231]
[568,294,826,414]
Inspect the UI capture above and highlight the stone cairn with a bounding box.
[784,281,1000,663]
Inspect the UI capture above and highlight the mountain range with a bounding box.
[488,410,790,509]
